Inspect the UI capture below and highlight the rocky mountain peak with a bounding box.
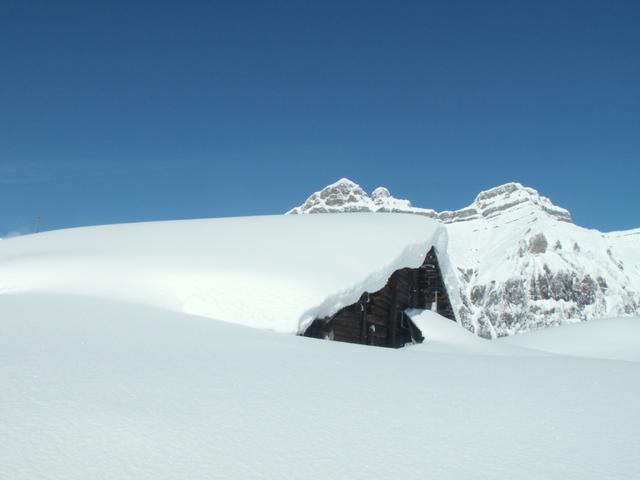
[327,177,362,191]
[371,186,391,200]
[470,182,572,223]
[287,178,371,214]
[474,182,530,202]
[287,178,436,215]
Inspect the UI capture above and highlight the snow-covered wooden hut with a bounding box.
[0,212,459,348]
[304,247,455,347]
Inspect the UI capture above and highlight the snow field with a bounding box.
[1,294,639,480]
[500,316,640,361]
[1,214,639,479]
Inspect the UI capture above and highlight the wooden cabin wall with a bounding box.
[304,247,456,348]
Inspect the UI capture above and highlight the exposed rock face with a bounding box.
[289,179,571,224]
[467,183,572,223]
[529,233,548,254]
[287,178,438,217]
[287,178,372,214]
[288,179,640,337]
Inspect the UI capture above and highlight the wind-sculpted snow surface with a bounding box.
[0,213,451,333]
[1,295,639,480]
[289,179,640,337]
[499,316,640,361]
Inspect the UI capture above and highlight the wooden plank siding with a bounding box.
[303,247,456,348]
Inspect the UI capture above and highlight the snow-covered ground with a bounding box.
[499,316,640,361]
[1,216,639,479]
[1,294,638,480]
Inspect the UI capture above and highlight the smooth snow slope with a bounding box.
[1,294,639,480]
[0,214,453,333]
[499,316,640,361]
[407,309,543,356]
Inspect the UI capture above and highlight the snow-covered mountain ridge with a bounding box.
[288,178,572,223]
[288,179,640,337]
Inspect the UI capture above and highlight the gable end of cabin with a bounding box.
[303,247,456,348]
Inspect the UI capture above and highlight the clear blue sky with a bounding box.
[1,0,638,235]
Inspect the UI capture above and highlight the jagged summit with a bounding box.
[371,186,391,200]
[288,178,572,223]
[286,178,372,214]
[287,178,436,216]
[470,182,572,223]
[475,182,530,201]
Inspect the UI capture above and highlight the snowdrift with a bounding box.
[2,293,639,480]
[500,316,640,361]
[407,309,542,356]
[0,213,454,333]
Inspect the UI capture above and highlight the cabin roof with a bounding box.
[0,213,459,334]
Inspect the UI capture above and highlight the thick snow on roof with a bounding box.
[0,213,452,333]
